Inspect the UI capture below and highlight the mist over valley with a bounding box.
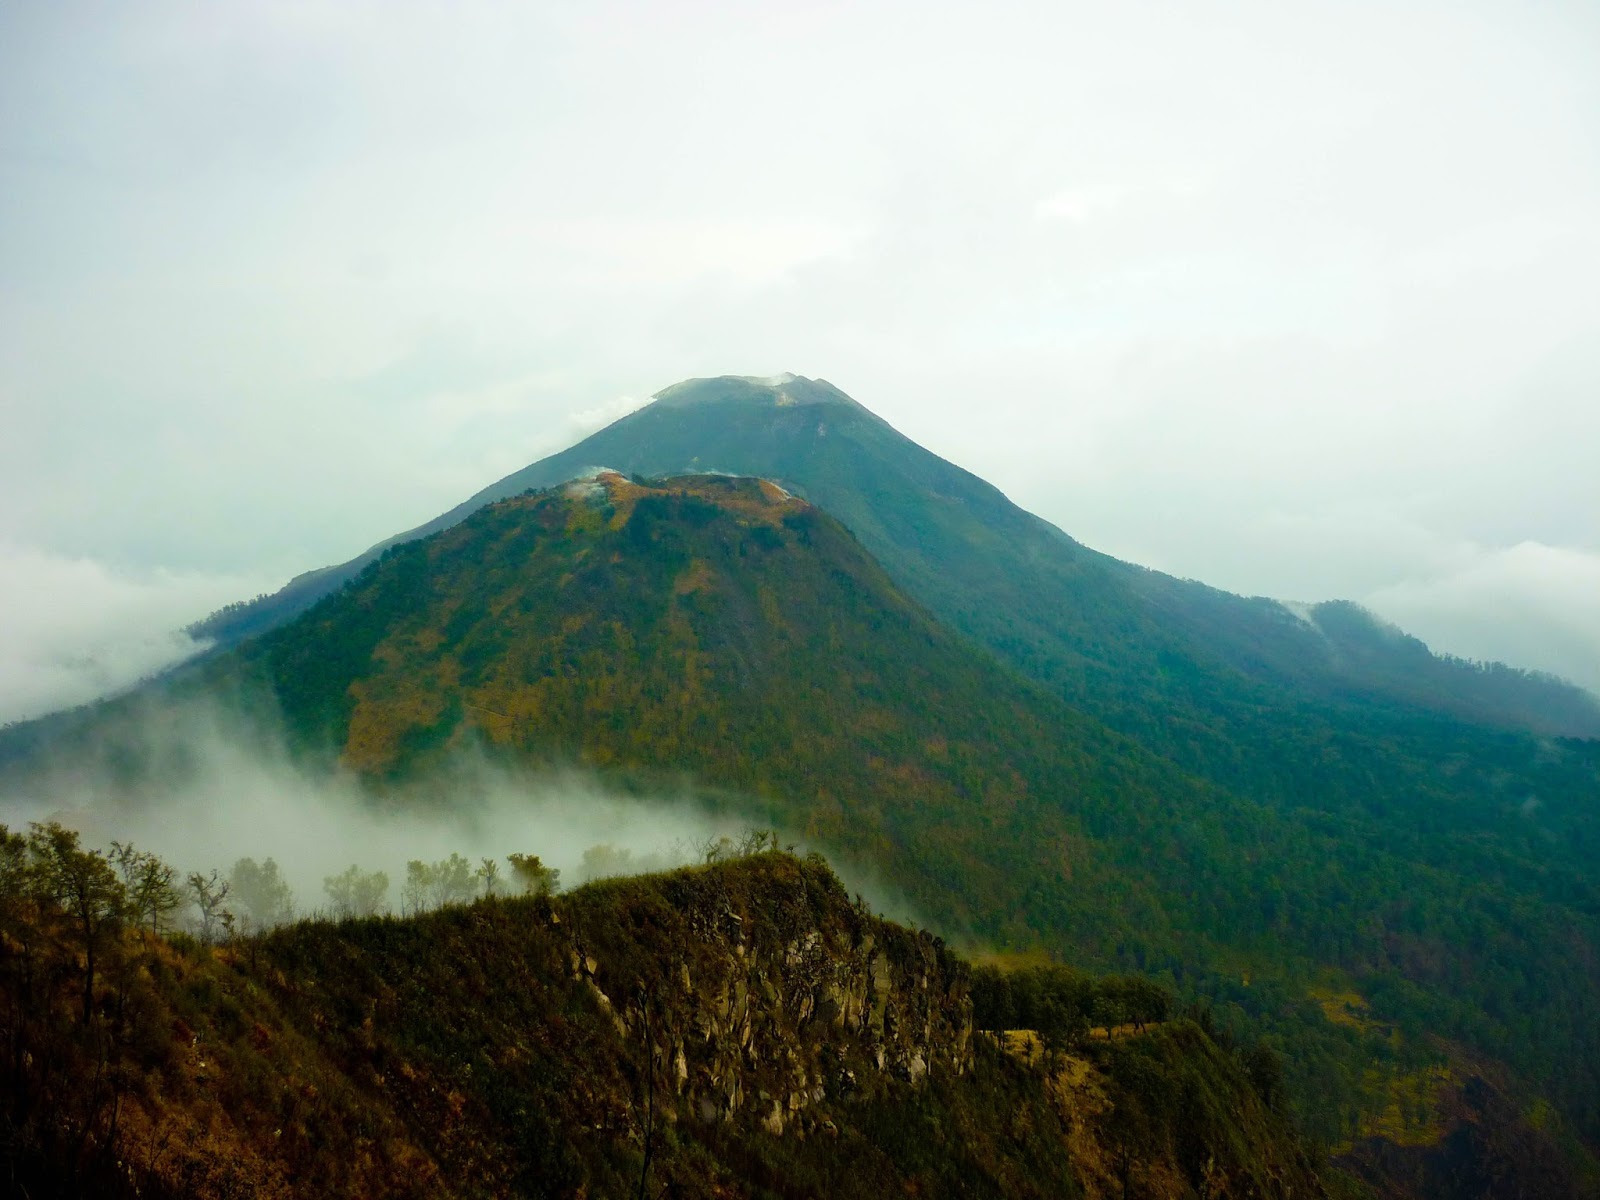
[5,3,1600,1194]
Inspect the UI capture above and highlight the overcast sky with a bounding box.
[2,0,1598,722]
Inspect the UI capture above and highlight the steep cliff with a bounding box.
[2,850,1343,1198]
[559,855,973,1138]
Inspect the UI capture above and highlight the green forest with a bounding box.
[2,825,1357,1198]
[5,411,1599,1196]
[200,472,1600,1181]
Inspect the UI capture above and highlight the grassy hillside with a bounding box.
[191,472,1600,1166]
[0,839,1343,1199]
[7,463,1599,1192]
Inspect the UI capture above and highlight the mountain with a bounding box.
[6,382,1600,1193]
[1,847,1343,1199]
[184,376,1600,897]
[192,373,1600,743]
[162,471,1595,1178]
[224,472,1234,932]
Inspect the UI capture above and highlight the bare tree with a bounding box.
[697,835,735,865]
[477,857,501,898]
[735,828,780,857]
[187,869,234,946]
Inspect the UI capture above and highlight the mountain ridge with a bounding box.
[6,461,1600,1193]
[205,471,1598,1157]
[0,846,1347,1199]
[185,375,1600,740]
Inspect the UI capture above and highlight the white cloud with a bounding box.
[0,698,923,926]
[1366,542,1600,696]
[0,705,740,911]
[566,394,649,439]
[0,545,277,725]
[1035,183,1134,224]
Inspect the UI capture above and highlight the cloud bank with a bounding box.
[0,697,925,930]
[0,698,732,906]
[0,544,278,725]
[1367,542,1600,697]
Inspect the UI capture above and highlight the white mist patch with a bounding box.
[1366,541,1600,696]
[1277,600,1322,632]
[565,395,647,440]
[0,701,766,920]
[0,544,274,725]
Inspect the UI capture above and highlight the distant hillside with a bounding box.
[1,846,1343,1199]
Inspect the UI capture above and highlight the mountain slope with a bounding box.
[228,471,1230,933]
[2,849,1345,1199]
[183,471,1600,1163]
[187,376,1600,936]
[7,467,1600,1189]
[7,389,1600,1188]
[192,374,1600,742]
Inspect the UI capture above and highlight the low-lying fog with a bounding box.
[0,698,918,931]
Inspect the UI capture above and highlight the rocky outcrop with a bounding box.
[2,849,1354,1199]
[562,852,972,1138]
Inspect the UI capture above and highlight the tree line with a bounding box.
[0,820,582,1185]
[969,962,1172,1051]
[0,820,575,951]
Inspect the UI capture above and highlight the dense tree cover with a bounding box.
[970,964,1172,1046]
[0,822,182,1191]
[0,846,1345,1199]
[180,378,1600,1162]
[183,374,1600,736]
[206,472,1600,1167]
[6,440,1600,1194]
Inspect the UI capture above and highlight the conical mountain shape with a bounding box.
[197,373,1600,740]
[231,470,1233,934]
[8,414,1600,1176]
[212,466,1599,1158]
[192,375,1599,830]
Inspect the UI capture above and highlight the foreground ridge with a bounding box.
[3,849,1335,1198]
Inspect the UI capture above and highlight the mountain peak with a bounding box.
[650,373,864,413]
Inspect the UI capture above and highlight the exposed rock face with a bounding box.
[1,849,1353,1199]
[562,853,972,1138]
